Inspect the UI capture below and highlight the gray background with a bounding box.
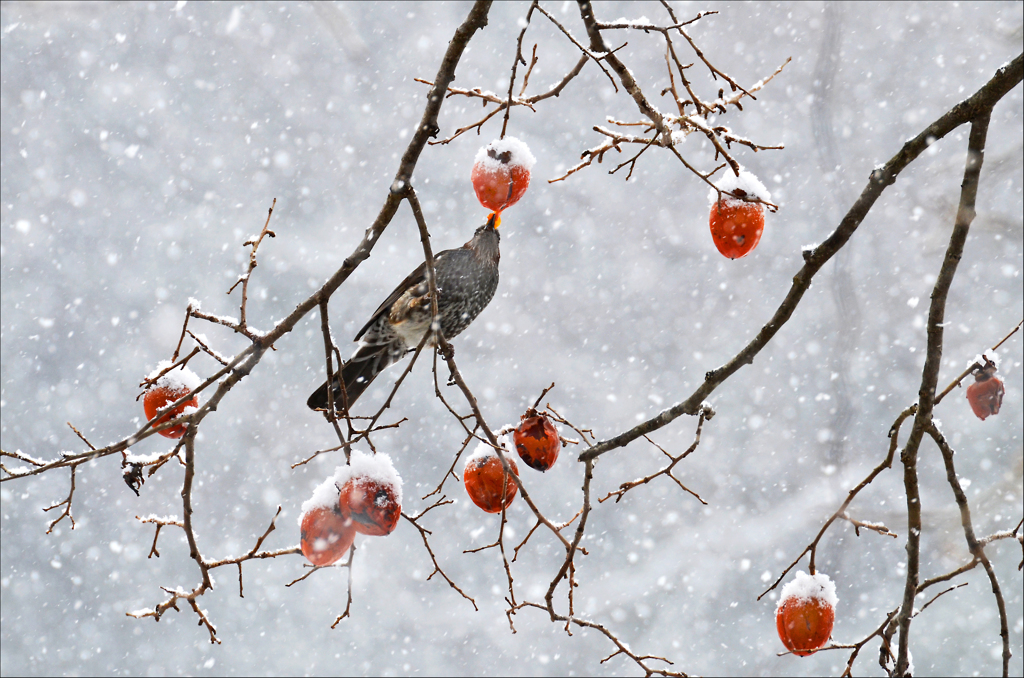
[2,2,1022,675]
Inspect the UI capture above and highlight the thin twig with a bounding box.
[760,405,914,598]
[227,199,277,333]
[599,406,713,504]
[42,465,77,533]
[501,1,538,138]
[403,499,478,610]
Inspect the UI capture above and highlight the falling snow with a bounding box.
[1,2,1021,677]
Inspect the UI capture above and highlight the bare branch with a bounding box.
[599,405,713,504]
[227,198,277,333]
[579,53,1023,464]
[331,547,357,628]
[534,4,618,91]
[895,108,994,677]
[759,405,914,599]
[501,1,538,139]
[403,499,478,610]
[42,465,77,533]
[927,420,1012,676]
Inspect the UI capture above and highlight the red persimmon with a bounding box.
[775,571,837,657]
[471,137,534,213]
[709,194,765,260]
[299,506,356,567]
[143,384,198,439]
[338,476,402,536]
[464,446,519,513]
[513,412,560,472]
[966,363,1004,421]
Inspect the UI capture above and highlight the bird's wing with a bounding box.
[353,247,457,341]
[353,260,427,341]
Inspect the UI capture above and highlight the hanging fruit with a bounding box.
[775,571,838,657]
[966,359,1004,421]
[471,136,535,214]
[464,441,519,513]
[513,410,560,472]
[707,169,771,260]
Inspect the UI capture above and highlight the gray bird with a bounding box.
[308,214,500,412]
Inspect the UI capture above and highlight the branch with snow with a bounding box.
[1,3,1020,674]
[3,0,497,648]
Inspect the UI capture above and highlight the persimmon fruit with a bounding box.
[513,412,560,472]
[464,448,519,513]
[775,571,837,657]
[338,475,402,536]
[966,363,1004,421]
[143,384,198,439]
[709,192,765,260]
[299,506,356,567]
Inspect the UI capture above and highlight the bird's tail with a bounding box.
[306,344,391,412]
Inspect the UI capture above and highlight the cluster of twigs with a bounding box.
[126,507,298,644]
[2,1,1022,674]
[421,0,787,204]
[427,359,700,676]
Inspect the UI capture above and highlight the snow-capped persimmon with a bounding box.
[966,362,1004,421]
[338,476,402,537]
[299,506,356,567]
[298,450,403,564]
[707,169,772,260]
[709,194,765,259]
[143,364,200,438]
[513,411,560,472]
[471,137,536,214]
[463,443,519,513]
[775,571,837,657]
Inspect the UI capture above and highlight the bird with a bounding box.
[307,214,501,413]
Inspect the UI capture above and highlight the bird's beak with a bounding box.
[487,212,501,229]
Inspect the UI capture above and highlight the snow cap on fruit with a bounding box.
[708,168,771,208]
[333,450,403,509]
[969,350,1000,372]
[299,450,403,526]
[776,570,839,611]
[147,360,202,395]
[473,136,536,174]
[300,473,345,526]
[465,435,514,467]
